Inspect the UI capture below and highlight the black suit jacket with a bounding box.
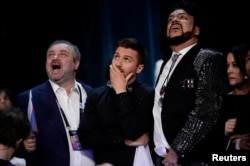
[157,44,228,164]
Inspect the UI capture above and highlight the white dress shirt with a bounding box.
[50,80,95,166]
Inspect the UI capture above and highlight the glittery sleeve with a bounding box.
[171,48,228,157]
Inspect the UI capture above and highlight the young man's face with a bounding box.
[111,46,143,78]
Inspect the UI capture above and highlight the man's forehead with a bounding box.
[169,9,189,16]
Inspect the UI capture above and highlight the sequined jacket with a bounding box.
[159,44,228,164]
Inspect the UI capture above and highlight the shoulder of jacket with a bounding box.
[198,48,223,56]
[194,48,224,74]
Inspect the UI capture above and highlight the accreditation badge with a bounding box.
[69,130,83,151]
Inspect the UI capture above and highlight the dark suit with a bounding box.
[156,44,228,165]
[15,80,92,166]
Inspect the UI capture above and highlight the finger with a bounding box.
[125,72,134,82]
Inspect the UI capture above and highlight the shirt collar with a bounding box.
[49,79,79,94]
[173,43,197,56]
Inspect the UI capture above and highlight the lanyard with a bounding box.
[55,85,83,128]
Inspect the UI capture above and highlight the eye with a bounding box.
[246,56,250,62]
[47,53,55,58]
[124,57,130,62]
[167,17,173,23]
[232,63,238,68]
[113,54,119,60]
[179,14,188,20]
[58,53,67,57]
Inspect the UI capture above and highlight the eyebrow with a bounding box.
[48,50,68,54]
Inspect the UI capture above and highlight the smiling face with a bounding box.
[46,43,80,85]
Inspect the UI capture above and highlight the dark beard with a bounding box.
[167,31,195,46]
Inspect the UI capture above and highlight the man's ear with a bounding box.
[74,60,80,72]
[136,64,144,74]
[194,26,200,36]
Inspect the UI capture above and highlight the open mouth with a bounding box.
[170,24,181,31]
[171,26,180,31]
[52,64,61,70]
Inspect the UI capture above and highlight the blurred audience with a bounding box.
[0,87,36,166]
[0,88,13,110]
[218,43,250,165]
[0,107,30,166]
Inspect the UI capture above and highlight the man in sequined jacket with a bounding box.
[153,2,228,166]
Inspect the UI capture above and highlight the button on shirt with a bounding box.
[153,43,197,157]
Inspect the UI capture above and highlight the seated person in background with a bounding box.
[0,88,13,110]
[77,38,154,166]
[220,43,250,164]
[0,87,36,166]
[0,107,31,166]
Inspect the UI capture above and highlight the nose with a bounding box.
[172,17,178,23]
[114,59,122,67]
[227,66,233,75]
[53,54,58,59]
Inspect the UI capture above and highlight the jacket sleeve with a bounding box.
[171,48,228,156]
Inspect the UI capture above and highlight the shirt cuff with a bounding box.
[235,138,241,150]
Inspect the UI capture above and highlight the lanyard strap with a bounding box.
[55,85,83,128]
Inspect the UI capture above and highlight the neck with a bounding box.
[233,83,250,95]
[54,79,76,95]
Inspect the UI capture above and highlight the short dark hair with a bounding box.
[116,38,147,65]
[0,107,30,148]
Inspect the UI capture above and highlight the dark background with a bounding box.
[2,0,250,95]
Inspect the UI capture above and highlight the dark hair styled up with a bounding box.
[159,1,211,60]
